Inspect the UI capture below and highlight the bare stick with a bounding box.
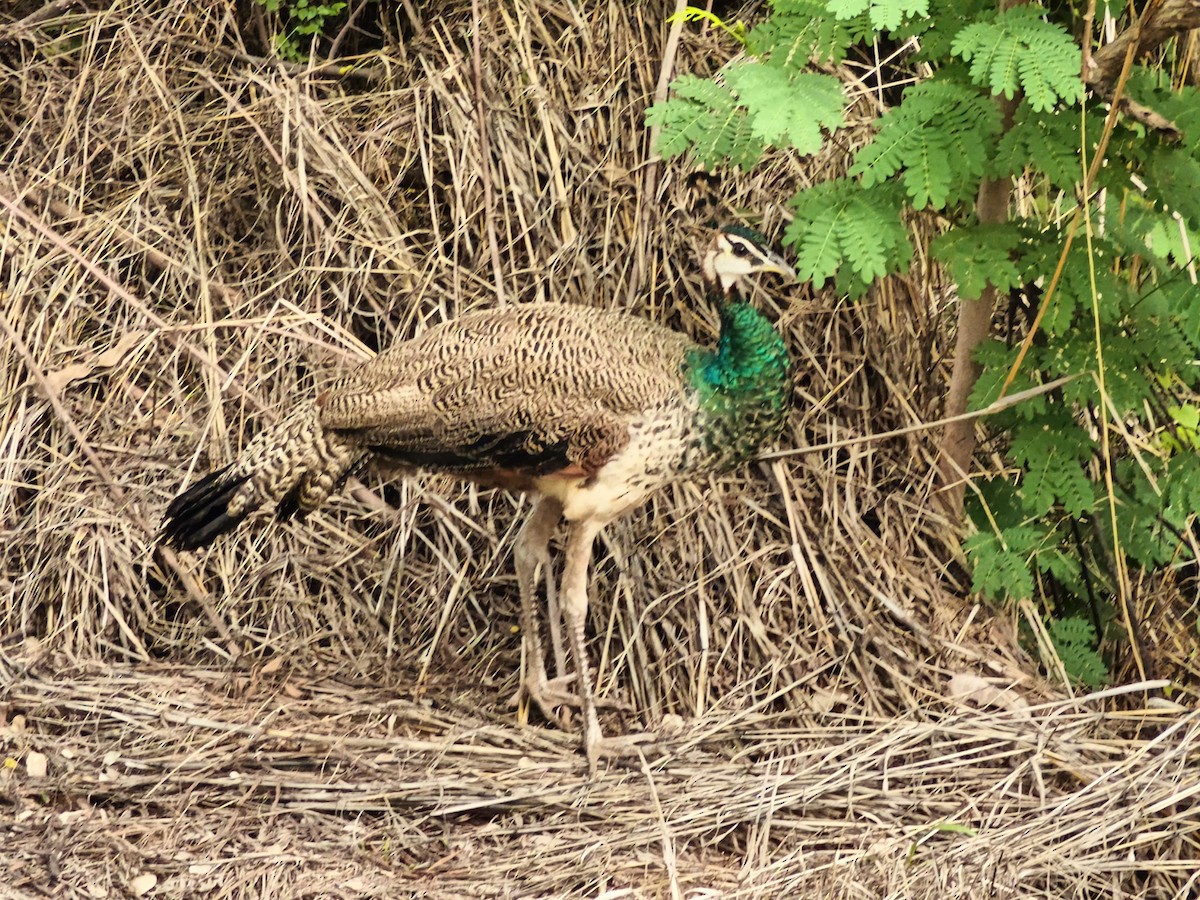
[471,0,508,306]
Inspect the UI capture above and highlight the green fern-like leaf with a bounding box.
[901,0,992,61]
[968,339,1046,416]
[951,5,1082,111]
[991,103,1108,191]
[1049,615,1094,646]
[1008,413,1094,466]
[908,129,955,209]
[1014,236,1131,340]
[1143,214,1200,271]
[1010,416,1095,517]
[1054,464,1094,519]
[850,78,1000,208]
[1019,448,1094,517]
[1165,453,1200,521]
[1126,318,1199,395]
[968,488,1089,600]
[930,224,1022,300]
[1144,146,1200,230]
[1106,457,1191,571]
[826,0,929,31]
[1157,280,1200,357]
[646,75,766,169]
[1035,546,1084,596]
[1048,617,1108,688]
[1125,70,1200,156]
[1018,459,1058,518]
[646,77,734,158]
[964,525,1042,600]
[968,475,1024,532]
[725,64,845,154]
[1103,192,1183,275]
[786,180,912,286]
[752,0,859,65]
[1053,329,1157,413]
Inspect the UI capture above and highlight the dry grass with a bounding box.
[1,1,1198,897]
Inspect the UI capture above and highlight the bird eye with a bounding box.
[731,242,750,257]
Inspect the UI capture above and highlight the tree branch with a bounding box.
[1086,0,1200,90]
[1083,0,1200,139]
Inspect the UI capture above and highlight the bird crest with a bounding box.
[720,223,770,246]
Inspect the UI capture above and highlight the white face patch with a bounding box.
[701,229,795,296]
[705,234,768,294]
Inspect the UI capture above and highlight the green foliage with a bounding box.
[645,77,765,169]
[1164,404,1200,453]
[1048,618,1108,688]
[950,6,1083,111]
[647,0,850,167]
[826,0,929,32]
[900,0,993,61]
[930,224,1022,300]
[1143,147,1200,230]
[749,0,864,66]
[1007,414,1095,517]
[253,0,347,62]
[293,0,348,36]
[785,180,912,289]
[649,0,1200,687]
[1127,78,1200,154]
[850,78,1001,208]
[991,103,1107,191]
[726,65,846,154]
[646,65,844,168]
[963,526,1040,600]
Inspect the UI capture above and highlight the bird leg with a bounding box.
[544,550,568,681]
[559,517,605,770]
[560,517,661,772]
[511,496,574,724]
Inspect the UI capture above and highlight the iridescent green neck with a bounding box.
[686,300,791,466]
[694,302,788,388]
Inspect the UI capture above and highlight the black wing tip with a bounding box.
[275,482,306,523]
[164,468,227,520]
[160,466,252,551]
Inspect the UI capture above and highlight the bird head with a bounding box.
[702,224,796,297]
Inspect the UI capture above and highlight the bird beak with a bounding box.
[759,252,797,283]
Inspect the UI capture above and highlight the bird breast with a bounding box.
[535,398,701,524]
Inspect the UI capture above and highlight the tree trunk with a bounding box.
[937,140,1016,515]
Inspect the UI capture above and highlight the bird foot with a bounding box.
[593,731,661,758]
[581,730,669,775]
[509,674,631,728]
[582,716,691,773]
[510,674,582,727]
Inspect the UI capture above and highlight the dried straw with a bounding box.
[2,1,1197,896]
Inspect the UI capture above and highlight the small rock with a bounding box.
[129,873,158,896]
[25,751,47,778]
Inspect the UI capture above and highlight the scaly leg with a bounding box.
[560,517,660,772]
[560,517,605,770]
[511,496,576,723]
[544,548,567,680]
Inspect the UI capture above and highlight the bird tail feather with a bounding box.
[161,404,361,551]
